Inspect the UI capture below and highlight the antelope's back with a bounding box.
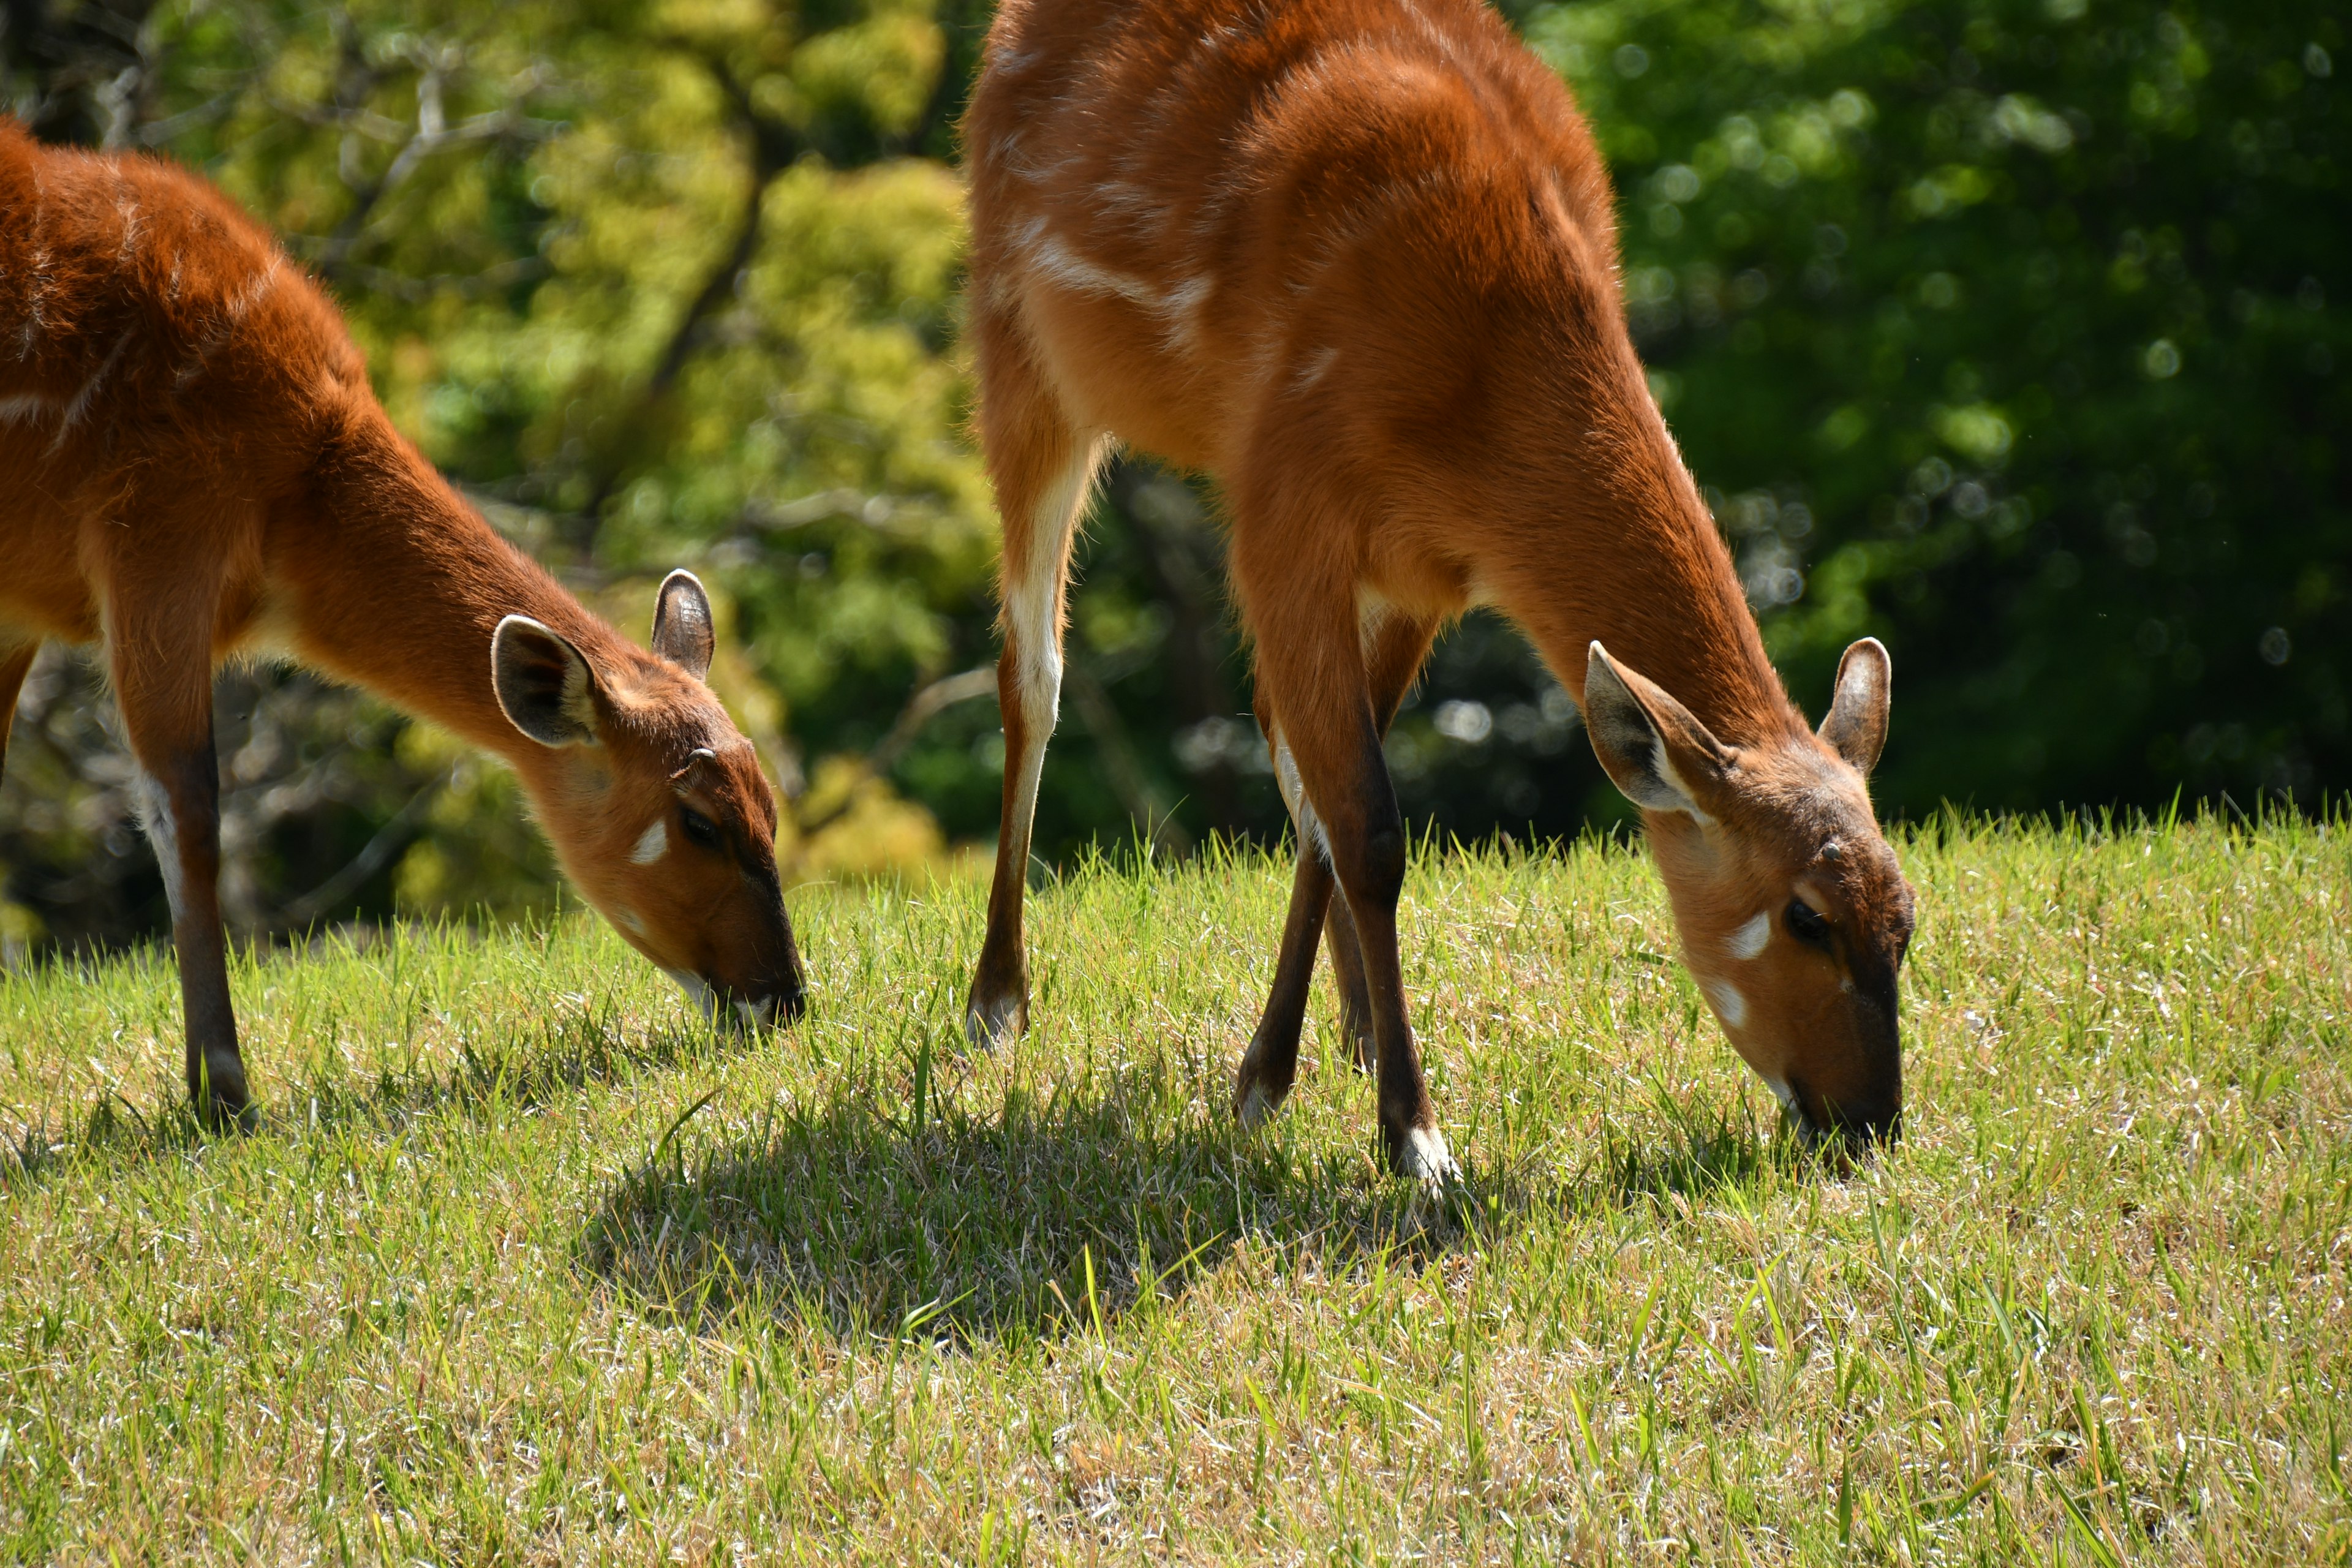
[965,0,1623,467]
[0,123,369,500]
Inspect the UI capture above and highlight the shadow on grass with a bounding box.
[580,1065,1528,1347]
[0,1001,753,1193]
[579,1065,1823,1347]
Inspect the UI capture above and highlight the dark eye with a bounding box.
[679,807,721,849]
[1785,899,1833,948]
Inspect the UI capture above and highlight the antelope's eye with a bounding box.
[680,806,721,849]
[1785,899,1833,948]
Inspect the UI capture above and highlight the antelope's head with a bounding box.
[489,571,806,1031]
[1585,639,1915,1147]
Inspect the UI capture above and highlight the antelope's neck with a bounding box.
[281,410,627,766]
[1491,380,1798,752]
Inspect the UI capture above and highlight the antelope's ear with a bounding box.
[651,570,715,680]
[669,746,722,797]
[1583,641,1733,820]
[1819,637,1891,775]
[492,616,603,747]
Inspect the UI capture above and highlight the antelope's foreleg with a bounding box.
[1237,612,1437,1115]
[112,616,249,1128]
[1322,612,1437,1070]
[963,312,1104,1048]
[1238,590,1453,1181]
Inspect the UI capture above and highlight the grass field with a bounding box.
[1,814,2346,1562]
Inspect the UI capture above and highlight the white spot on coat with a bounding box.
[1703,978,1749,1030]
[1727,910,1772,961]
[630,818,668,865]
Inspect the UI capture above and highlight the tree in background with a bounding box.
[2,0,2343,955]
[1519,0,2346,817]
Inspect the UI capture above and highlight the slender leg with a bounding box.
[963,310,1105,1047]
[1232,743,1340,1124]
[110,589,250,1128]
[1234,611,1434,1123]
[0,642,36,778]
[1231,572,1453,1180]
[1322,612,1436,1069]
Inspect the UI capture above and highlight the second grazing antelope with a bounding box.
[960,0,1918,1178]
[0,121,805,1126]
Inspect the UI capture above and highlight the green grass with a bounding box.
[1,815,2346,1562]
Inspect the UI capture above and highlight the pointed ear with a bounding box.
[492,616,602,747]
[651,569,715,680]
[1819,637,1891,775]
[1583,641,1733,820]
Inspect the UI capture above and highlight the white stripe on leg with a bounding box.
[996,439,1102,856]
[132,766,189,924]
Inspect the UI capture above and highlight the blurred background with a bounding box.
[1,0,2343,958]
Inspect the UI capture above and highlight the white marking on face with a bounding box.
[132,767,187,922]
[1727,910,1772,961]
[1758,1074,1803,1117]
[630,818,668,865]
[614,907,646,937]
[1703,978,1749,1031]
[663,967,718,1021]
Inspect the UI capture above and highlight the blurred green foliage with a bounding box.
[1,0,2343,952]
[1518,0,2346,817]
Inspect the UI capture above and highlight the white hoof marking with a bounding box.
[1400,1125,1460,1185]
[964,997,1022,1051]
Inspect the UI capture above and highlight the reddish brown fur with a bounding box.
[0,120,802,1123]
[960,0,1915,1172]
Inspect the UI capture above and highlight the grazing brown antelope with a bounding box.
[0,120,804,1126]
[960,0,1917,1178]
